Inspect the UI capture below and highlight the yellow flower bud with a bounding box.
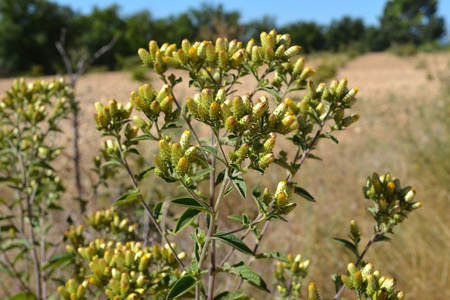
[205,42,215,62]
[284,45,301,59]
[215,37,227,53]
[258,153,275,169]
[341,114,360,127]
[158,139,171,163]
[160,96,173,114]
[218,49,229,68]
[188,47,199,63]
[171,142,183,167]
[225,116,238,132]
[138,48,152,65]
[182,39,191,54]
[265,46,275,62]
[293,57,305,77]
[209,101,220,121]
[336,78,348,97]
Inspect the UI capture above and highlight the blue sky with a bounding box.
[52,0,450,29]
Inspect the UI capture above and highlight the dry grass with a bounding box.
[0,51,449,298]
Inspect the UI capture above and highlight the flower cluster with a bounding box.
[153,131,197,178]
[274,254,310,298]
[341,263,405,300]
[138,29,301,75]
[363,172,421,227]
[262,180,296,215]
[93,99,134,131]
[59,239,185,300]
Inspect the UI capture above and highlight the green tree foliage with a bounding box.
[380,0,446,45]
[280,22,326,53]
[0,0,76,74]
[326,17,367,52]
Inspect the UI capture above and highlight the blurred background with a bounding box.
[0,0,449,299]
[0,0,449,76]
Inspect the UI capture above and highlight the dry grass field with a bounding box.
[1,51,449,298]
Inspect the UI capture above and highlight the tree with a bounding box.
[326,17,366,52]
[281,21,326,53]
[0,0,76,74]
[380,0,446,45]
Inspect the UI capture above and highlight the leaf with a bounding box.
[230,262,270,293]
[171,197,213,214]
[166,275,199,299]
[214,291,246,300]
[224,186,234,196]
[252,183,261,198]
[174,209,202,234]
[374,235,391,242]
[131,134,158,142]
[321,132,339,144]
[136,166,155,182]
[198,145,218,157]
[294,187,316,202]
[43,252,74,271]
[125,148,140,155]
[212,233,254,256]
[101,159,123,168]
[7,292,37,300]
[191,168,214,182]
[255,251,289,263]
[333,238,359,257]
[231,176,246,200]
[153,202,164,223]
[113,189,140,207]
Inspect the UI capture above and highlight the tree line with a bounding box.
[0,0,446,76]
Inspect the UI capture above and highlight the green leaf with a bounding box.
[231,176,246,200]
[230,262,270,293]
[131,134,158,142]
[113,189,140,207]
[171,197,213,214]
[125,148,140,155]
[214,291,246,300]
[43,252,74,271]
[191,168,214,182]
[136,166,155,182]
[374,235,391,242]
[255,251,289,263]
[174,209,202,234]
[294,187,316,202]
[224,186,234,196]
[7,292,37,300]
[166,275,199,299]
[198,145,218,157]
[252,183,261,198]
[333,238,359,257]
[101,159,123,168]
[153,202,164,223]
[212,233,254,256]
[321,132,339,144]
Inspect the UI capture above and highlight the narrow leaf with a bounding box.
[191,168,214,182]
[171,197,213,214]
[174,209,202,234]
[231,176,247,200]
[255,251,289,263]
[231,262,270,293]
[213,233,254,256]
[294,187,316,202]
[166,275,199,299]
[7,292,37,300]
[333,238,359,257]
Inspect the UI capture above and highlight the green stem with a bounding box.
[114,130,186,270]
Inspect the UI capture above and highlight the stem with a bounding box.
[332,232,382,300]
[26,183,42,300]
[236,220,271,290]
[207,132,217,300]
[115,132,185,270]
